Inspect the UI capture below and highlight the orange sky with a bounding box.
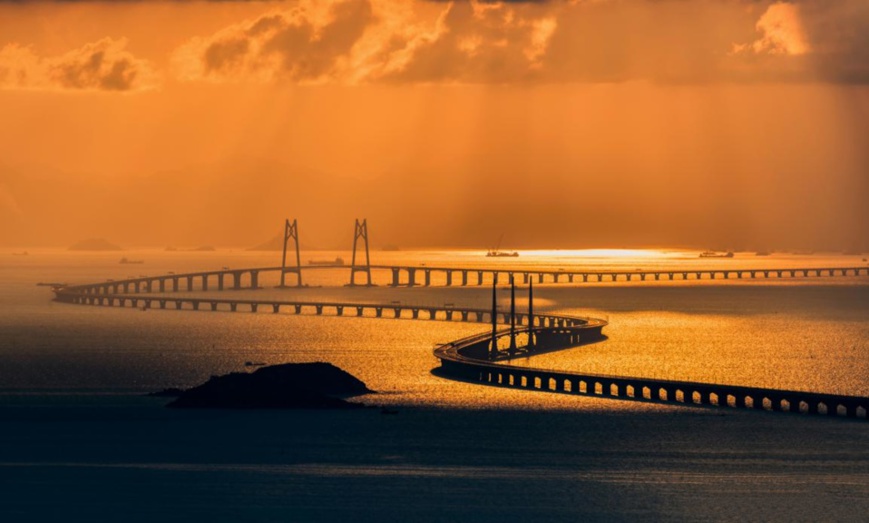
[0,0,867,251]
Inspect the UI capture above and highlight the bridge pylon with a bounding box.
[490,281,498,358]
[279,218,302,287]
[349,218,373,286]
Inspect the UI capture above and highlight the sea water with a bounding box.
[0,249,866,521]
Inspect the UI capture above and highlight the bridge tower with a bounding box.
[349,218,373,286]
[509,275,517,353]
[280,219,302,287]
[528,280,535,349]
[490,281,498,358]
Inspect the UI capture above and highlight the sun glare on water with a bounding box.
[517,249,673,259]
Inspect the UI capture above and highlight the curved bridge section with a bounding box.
[434,328,869,420]
[51,269,868,421]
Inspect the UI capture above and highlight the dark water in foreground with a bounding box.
[0,250,867,521]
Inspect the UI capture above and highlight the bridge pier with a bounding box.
[315,305,323,315]
[424,270,431,287]
[428,309,437,320]
[461,271,468,286]
[294,305,302,314]
[375,307,383,318]
[356,307,364,317]
[446,271,453,287]
[202,275,208,291]
[393,308,402,318]
[250,271,259,289]
[272,304,280,313]
[336,306,344,316]
[218,274,225,291]
[232,272,242,290]
[477,271,484,285]
[211,302,219,311]
[407,269,417,287]
[159,300,166,309]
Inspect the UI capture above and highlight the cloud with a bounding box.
[734,2,810,56]
[0,37,158,92]
[172,0,558,84]
[169,0,869,85]
[174,0,376,83]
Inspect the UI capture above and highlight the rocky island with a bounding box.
[165,362,372,409]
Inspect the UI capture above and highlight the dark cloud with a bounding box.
[0,37,158,92]
[169,0,869,85]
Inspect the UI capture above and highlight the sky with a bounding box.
[0,0,867,251]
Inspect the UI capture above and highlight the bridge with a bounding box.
[58,263,869,297]
[46,219,869,420]
[50,273,868,421]
[434,327,868,420]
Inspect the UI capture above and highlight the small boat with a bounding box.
[486,250,519,257]
[486,234,519,257]
[699,251,734,258]
[119,257,144,264]
[308,257,345,266]
[244,361,266,367]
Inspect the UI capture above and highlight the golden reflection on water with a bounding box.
[0,249,866,409]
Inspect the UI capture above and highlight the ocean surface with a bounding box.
[0,248,867,521]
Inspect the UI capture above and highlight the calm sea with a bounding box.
[0,248,867,522]
[0,248,866,401]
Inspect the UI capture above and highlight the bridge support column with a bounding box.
[356,307,364,317]
[211,302,219,311]
[218,274,224,291]
[407,268,416,287]
[294,305,302,314]
[391,268,400,287]
[272,304,280,313]
[477,271,484,285]
[445,271,452,286]
[250,271,259,289]
[202,275,208,291]
[461,271,468,286]
[316,305,323,315]
[232,273,242,290]
[375,308,383,318]
[424,270,431,287]
[336,306,344,316]
[187,276,195,291]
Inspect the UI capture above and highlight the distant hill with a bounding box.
[247,234,284,251]
[68,238,123,251]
